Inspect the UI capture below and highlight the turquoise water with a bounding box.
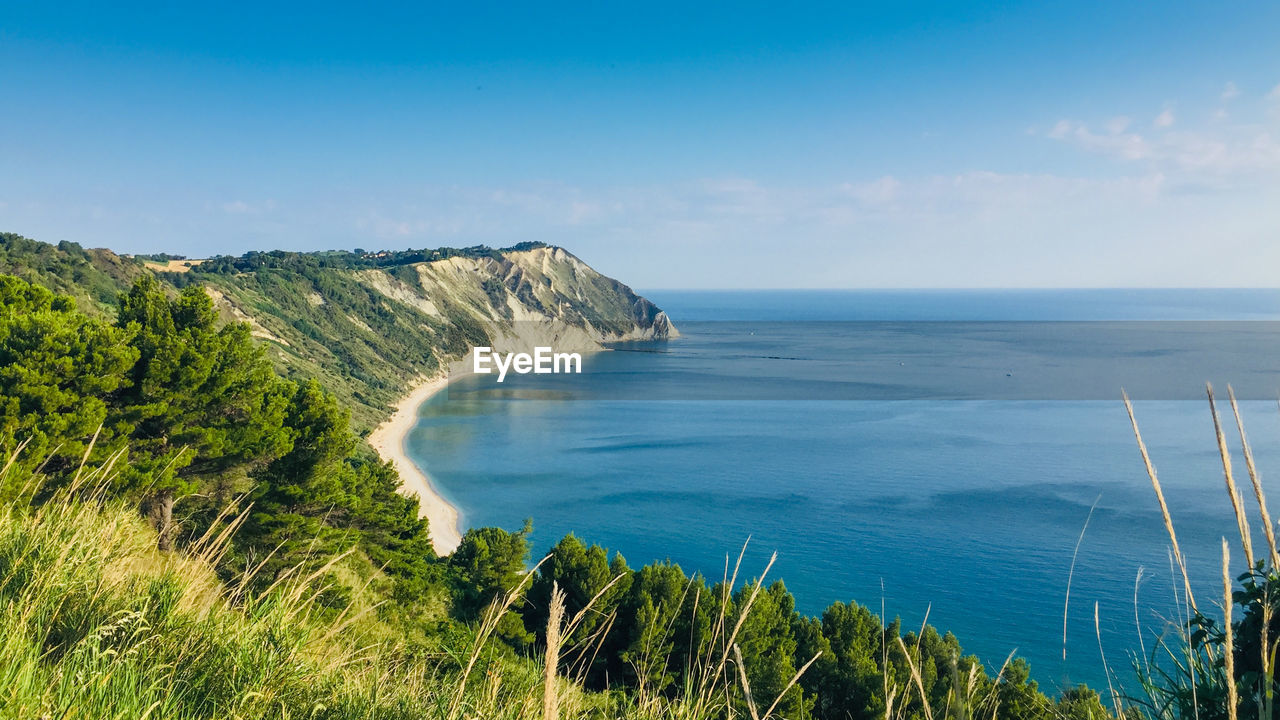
[405,289,1280,694]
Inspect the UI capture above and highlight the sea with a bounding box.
[404,289,1280,694]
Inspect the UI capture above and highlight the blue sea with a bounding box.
[405,289,1280,694]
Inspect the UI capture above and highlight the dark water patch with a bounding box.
[567,439,714,453]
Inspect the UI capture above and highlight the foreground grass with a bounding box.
[0,470,611,719]
[0,453,826,720]
[0,456,1071,720]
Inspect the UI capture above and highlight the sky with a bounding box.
[1,2,1278,288]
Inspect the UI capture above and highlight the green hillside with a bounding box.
[0,232,147,315]
[0,233,673,431]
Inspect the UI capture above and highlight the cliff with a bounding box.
[0,234,676,430]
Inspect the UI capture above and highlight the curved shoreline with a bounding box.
[367,375,463,555]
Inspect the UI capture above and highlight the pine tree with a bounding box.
[527,534,632,685]
[0,276,137,488]
[450,521,534,647]
[732,580,810,718]
[114,277,291,549]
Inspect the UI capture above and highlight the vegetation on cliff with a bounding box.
[0,232,672,431]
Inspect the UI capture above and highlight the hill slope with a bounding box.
[0,234,676,431]
[0,232,147,314]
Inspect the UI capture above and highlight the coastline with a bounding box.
[367,375,463,555]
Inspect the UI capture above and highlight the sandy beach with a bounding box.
[367,375,463,555]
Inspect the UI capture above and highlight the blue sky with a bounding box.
[2,2,1278,288]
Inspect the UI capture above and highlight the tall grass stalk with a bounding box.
[1227,386,1280,568]
[1122,389,1280,720]
[1207,383,1255,567]
[1223,539,1238,720]
[1125,390,1199,613]
[544,582,565,720]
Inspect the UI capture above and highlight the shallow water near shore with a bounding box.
[405,289,1280,693]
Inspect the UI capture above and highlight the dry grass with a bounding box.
[1208,383,1255,567]
[1123,385,1280,720]
[1223,539,1238,720]
[544,583,566,720]
[143,258,207,273]
[1125,390,1199,613]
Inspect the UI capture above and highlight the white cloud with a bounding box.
[1043,99,1280,178]
[838,176,901,206]
[1046,119,1073,140]
[1221,82,1240,101]
[1042,120,1150,160]
[220,199,276,215]
[1106,116,1132,134]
